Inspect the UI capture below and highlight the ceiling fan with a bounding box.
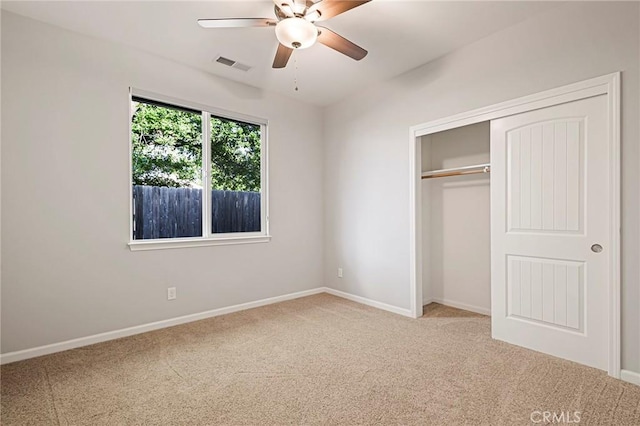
[198,0,371,69]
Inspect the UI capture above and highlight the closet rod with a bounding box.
[421,163,491,180]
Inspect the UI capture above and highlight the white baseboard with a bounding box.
[0,287,325,365]
[0,287,415,365]
[425,297,491,316]
[324,288,414,318]
[3,287,630,379]
[621,369,640,386]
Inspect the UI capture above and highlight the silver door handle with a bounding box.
[591,244,603,253]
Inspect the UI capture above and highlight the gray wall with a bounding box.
[1,11,324,353]
[323,2,640,373]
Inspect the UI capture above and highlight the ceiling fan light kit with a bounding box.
[197,0,371,69]
[275,17,318,49]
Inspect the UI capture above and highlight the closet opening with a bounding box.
[421,121,491,317]
[409,74,620,375]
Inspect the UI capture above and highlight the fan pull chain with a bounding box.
[294,53,299,92]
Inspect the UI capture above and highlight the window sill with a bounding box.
[128,235,271,251]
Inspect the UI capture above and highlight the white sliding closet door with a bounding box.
[490,95,610,370]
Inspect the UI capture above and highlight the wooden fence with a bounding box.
[132,185,261,239]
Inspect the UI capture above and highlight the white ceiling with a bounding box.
[2,1,557,106]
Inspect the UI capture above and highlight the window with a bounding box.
[129,90,269,250]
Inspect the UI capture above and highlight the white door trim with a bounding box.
[408,72,621,378]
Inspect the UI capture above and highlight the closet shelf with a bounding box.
[421,163,491,180]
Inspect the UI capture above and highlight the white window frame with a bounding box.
[128,88,270,251]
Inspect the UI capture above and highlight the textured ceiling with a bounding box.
[2,1,557,106]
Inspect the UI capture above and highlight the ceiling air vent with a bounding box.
[214,56,252,72]
[215,56,236,67]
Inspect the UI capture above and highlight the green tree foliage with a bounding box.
[131,102,202,188]
[131,101,261,192]
[210,117,261,192]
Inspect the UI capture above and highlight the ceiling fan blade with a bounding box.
[310,0,371,21]
[273,43,294,68]
[272,0,295,17]
[197,18,277,28]
[317,27,367,61]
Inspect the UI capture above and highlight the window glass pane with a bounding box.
[131,99,203,239]
[210,116,261,233]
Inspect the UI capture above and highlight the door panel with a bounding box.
[507,256,583,330]
[508,119,585,233]
[491,95,609,370]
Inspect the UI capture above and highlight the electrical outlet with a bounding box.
[338,268,343,278]
[167,287,177,300]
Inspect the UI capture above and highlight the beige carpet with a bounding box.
[1,294,639,425]
[423,302,486,318]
